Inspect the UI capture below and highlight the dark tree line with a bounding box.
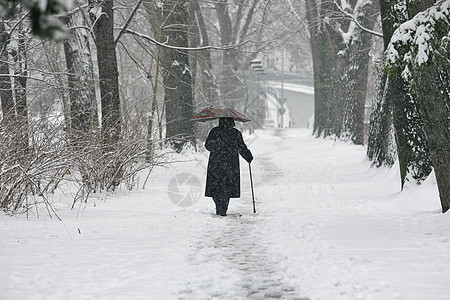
[0,0,277,214]
[303,0,448,212]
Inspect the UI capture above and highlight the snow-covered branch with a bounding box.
[386,0,449,79]
[331,0,383,38]
[124,29,260,51]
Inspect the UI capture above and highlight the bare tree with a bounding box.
[62,6,98,143]
[213,0,261,108]
[89,0,121,146]
[305,0,380,144]
[0,21,14,126]
[161,0,195,151]
[189,0,219,108]
[12,24,29,152]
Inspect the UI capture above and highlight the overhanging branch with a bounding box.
[124,29,260,51]
[331,0,383,38]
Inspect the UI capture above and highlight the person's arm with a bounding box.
[236,130,253,163]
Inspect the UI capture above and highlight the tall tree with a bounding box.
[0,21,14,126]
[339,0,379,144]
[89,0,121,146]
[161,0,195,151]
[367,59,396,167]
[305,0,337,137]
[368,0,407,168]
[305,0,379,144]
[214,0,261,109]
[387,0,449,211]
[12,24,29,151]
[63,8,98,142]
[375,0,432,188]
[189,0,218,107]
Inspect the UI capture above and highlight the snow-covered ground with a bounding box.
[1,128,449,299]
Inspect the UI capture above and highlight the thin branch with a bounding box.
[57,3,89,18]
[285,0,310,39]
[331,0,383,38]
[114,0,144,46]
[0,11,31,57]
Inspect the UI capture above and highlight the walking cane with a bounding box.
[249,162,256,213]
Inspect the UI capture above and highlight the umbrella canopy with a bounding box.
[191,107,251,122]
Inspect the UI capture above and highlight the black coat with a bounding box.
[205,118,253,198]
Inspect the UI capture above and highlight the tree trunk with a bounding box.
[13,30,29,151]
[367,0,401,167]
[407,0,449,211]
[340,0,378,145]
[380,0,432,187]
[63,11,98,142]
[415,66,450,212]
[0,21,14,126]
[390,67,432,187]
[190,0,218,107]
[214,0,258,109]
[215,1,240,108]
[161,0,195,152]
[367,64,396,167]
[305,0,340,137]
[89,0,121,146]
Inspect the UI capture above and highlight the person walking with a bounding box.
[205,117,253,216]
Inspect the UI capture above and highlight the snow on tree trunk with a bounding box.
[89,0,121,146]
[306,0,379,142]
[382,0,432,187]
[161,0,195,152]
[63,11,98,142]
[387,0,449,211]
[366,0,401,168]
[340,0,378,145]
[390,68,432,186]
[367,61,397,167]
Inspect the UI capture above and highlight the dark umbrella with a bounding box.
[191,107,251,122]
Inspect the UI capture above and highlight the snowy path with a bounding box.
[180,213,303,299]
[1,128,449,299]
[175,128,449,299]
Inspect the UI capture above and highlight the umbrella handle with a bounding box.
[249,162,256,213]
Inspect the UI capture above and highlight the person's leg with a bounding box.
[212,197,220,215]
[222,197,230,215]
[217,193,229,216]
